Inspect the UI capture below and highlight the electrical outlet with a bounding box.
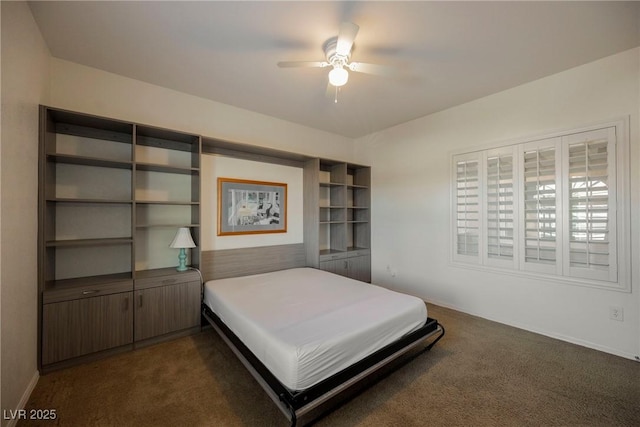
[609,306,624,321]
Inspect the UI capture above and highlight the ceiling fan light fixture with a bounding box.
[328,67,349,87]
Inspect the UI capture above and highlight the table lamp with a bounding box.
[169,227,196,271]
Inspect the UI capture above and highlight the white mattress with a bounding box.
[203,267,427,391]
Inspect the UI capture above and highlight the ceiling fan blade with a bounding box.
[348,62,393,76]
[277,61,329,68]
[336,22,359,56]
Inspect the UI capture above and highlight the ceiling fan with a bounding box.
[277,22,390,99]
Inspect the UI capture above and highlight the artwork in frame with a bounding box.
[217,178,287,236]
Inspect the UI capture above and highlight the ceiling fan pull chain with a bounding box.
[334,86,339,104]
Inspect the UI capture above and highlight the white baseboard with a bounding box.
[5,371,39,427]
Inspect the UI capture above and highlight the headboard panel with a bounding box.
[200,243,306,282]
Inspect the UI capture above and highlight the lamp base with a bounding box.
[176,248,189,272]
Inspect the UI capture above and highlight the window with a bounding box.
[563,128,618,283]
[485,147,516,268]
[521,138,560,275]
[454,154,481,261]
[451,122,628,290]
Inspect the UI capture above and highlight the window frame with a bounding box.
[450,119,630,292]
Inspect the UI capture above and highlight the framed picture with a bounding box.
[217,178,287,236]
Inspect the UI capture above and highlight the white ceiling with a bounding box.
[29,1,640,138]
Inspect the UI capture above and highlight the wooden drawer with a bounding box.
[43,279,133,304]
[319,249,370,262]
[347,249,370,258]
[135,269,200,290]
[320,252,349,262]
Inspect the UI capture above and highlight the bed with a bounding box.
[202,266,444,426]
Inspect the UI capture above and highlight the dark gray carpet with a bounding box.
[21,305,640,426]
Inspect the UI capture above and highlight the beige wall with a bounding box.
[355,48,640,360]
[48,59,354,162]
[1,1,50,423]
[4,2,639,418]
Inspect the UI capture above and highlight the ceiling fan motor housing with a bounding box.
[324,38,350,68]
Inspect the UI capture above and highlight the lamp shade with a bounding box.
[169,227,196,249]
[328,67,349,87]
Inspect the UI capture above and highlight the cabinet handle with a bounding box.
[162,278,177,285]
[344,260,348,269]
[124,297,129,311]
[138,294,143,308]
[82,290,100,295]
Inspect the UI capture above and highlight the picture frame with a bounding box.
[217,178,287,236]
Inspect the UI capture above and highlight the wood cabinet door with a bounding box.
[320,256,371,282]
[348,255,371,283]
[42,292,133,365]
[319,259,349,276]
[134,280,201,341]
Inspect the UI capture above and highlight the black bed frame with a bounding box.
[202,304,445,426]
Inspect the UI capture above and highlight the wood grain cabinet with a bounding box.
[42,286,133,366]
[345,254,371,282]
[304,159,371,282]
[38,106,201,371]
[134,269,201,342]
[319,251,371,283]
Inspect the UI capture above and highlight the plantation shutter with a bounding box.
[451,121,626,290]
[520,138,561,274]
[563,128,617,282]
[485,148,517,268]
[454,153,481,262]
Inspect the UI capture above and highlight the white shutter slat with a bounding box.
[452,122,625,290]
[485,148,517,268]
[563,129,616,281]
[454,157,481,259]
[521,143,558,271]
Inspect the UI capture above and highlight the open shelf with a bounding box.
[305,158,371,282]
[39,106,204,370]
[45,237,133,247]
[47,153,133,169]
[136,162,199,175]
[44,272,133,291]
